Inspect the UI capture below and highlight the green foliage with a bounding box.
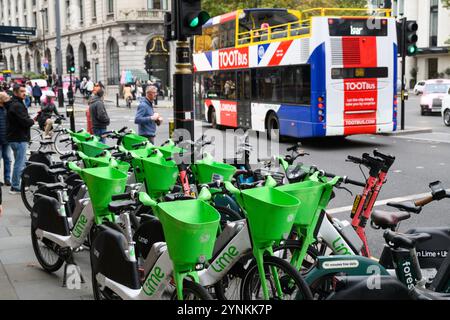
[23,72,46,80]
[443,0,450,8]
[202,0,368,17]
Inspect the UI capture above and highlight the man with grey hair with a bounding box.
[134,85,163,144]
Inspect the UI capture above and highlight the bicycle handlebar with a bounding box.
[414,196,435,207]
[324,172,366,187]
[60,152,75,160]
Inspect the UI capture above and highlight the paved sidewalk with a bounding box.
[0,188,93,300]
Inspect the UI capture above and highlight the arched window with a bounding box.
[107,38,120,85]
[146,36,170,91]
[79,42,88,79]
[17,53,23,73]
[9,55,15,72]
[25,52,31,72]
[34,50,42,73]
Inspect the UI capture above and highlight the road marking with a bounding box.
[393,170,402,173]
[328,189,450,215]
[416,166,424,169]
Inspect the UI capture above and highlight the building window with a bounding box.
[107,38,120,85]
[148,0,168,10]
[24,14,27,26]
[66,0,70,21]
[33,12,37,27]
[79,0,84,23]
[92,0,97,18]
[107,0,114,14]
[428,58,438,79]
[430,0,438,47]
[44,10,49,31]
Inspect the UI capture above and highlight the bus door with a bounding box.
[237,70,252,129]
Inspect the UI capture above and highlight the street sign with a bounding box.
[0,34,30,44]
[0,26,36,37]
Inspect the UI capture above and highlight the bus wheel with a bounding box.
[267,113,280,141]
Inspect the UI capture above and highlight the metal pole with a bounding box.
[69,72,75,131]
[401,17,406,131]
[40,9,47,76]
[55,0,64,108]
[173,40,194,138]
[173,40,195,162]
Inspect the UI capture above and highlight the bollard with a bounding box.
[116,93,119,108]
[169,119,175,139]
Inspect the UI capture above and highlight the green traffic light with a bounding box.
[189,17,199,28]
[407,45,418,55]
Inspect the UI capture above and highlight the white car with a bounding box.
[414,80,426,95]
[442,87,450,126]
[419,79,450,115]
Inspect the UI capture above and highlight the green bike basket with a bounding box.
[70,130,95,142]
[141,156,179,194]
[241,187,300,248]
[78,140,110,158]
[276,181,326,226]
[121,133,150,151]
[195,161,237,184]
[156,145,186,159]
[156,199,220,270]
[78,167,128,217]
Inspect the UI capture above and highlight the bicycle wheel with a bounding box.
[171,279,213,300]
[53,130,72,155]
[29,127,42,153]
[21,181,39,213]
[31,224,65,273]
[240,255,313,300]
[272,240,320,274]
[214,253,253,300]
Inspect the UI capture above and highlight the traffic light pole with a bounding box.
[400,17,406,131]
[173,40,195,140]
[68,72,75,131]
[54,0,64,109]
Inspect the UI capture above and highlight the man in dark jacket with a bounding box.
[89,88,110,143]
[7,84,34,194]
[32,82,43,106]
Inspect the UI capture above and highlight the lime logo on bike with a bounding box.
[199,233,211,243]
[114,186,122,193]
[73,214,88,239]
[211,246,239,273]
[212,174,224,182]
[332,237,352,255]
[287,214,295,223]
[143,266,165,296]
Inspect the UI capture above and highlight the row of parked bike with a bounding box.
[21,127,450,300]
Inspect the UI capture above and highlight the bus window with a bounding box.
[253,68,282,101]
[217,71,236,100]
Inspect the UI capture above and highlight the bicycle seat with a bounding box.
[108,200,137,214]
[387,201,422,214]
[383,230,432,249]
[48,168,67,176]
[36,182,66,191]
[164,193,195,202]
[371,210,411,229]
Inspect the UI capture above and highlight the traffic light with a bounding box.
[174,0,210,40]
[405,20,418,56]
[67,55,75,73]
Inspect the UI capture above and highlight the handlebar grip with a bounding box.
[347,155,363,164]
[112,152,125,158]
[50,162,65,169]
[344,177,367,188]
[132,142,147,149]
[60,138,71,143]
[111,193,132,201]
[414,196,434,207]
[76,129,84,133]
[106,146,117,151]
[118,127,128,133]
[373,150,395,161]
